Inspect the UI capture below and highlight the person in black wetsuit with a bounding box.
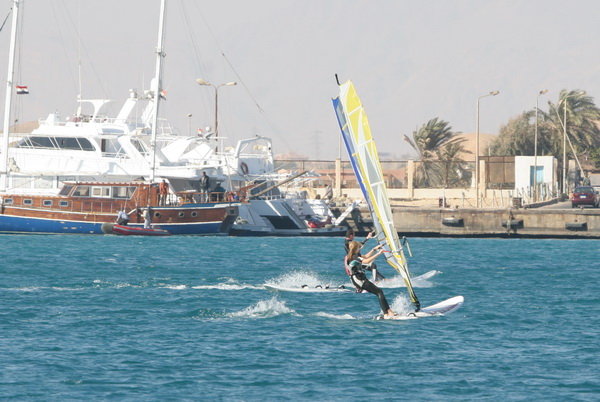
[346,240,395,318]
[344,229,385,281]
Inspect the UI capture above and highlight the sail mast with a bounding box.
[1,0,20,191]
[150,0,166,183]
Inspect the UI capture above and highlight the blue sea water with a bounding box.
[1,235,599,401]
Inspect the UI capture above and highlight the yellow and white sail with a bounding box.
[333,80,420,310]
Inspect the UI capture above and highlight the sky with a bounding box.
[2,0,600,160]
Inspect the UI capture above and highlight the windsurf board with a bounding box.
[377,295,464,320]
[264,284,355,293]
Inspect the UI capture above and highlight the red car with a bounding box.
[571,186,599,208]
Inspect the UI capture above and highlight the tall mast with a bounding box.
[150,0,166,182]
[1,0,20,191]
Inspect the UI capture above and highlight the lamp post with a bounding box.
[196,79,237,150]
[556,91,585,194]
[533,89,548,202]
[475,90,500,203]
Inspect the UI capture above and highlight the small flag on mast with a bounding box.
[159,89,167,100]
[16,85,29,95]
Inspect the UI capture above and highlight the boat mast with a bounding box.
[1,0,20,192]
[149,0,166,183]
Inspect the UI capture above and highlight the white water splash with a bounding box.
[389,293,416,315]
[192,278,261,291]
[229,297,296,319]
[265,270,341,289]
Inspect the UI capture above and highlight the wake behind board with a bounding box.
[264,284,354,293]
[377,295,464,320]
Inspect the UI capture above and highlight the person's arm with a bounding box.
[361,231,374,246]
[362,244,382,259]
[361,247,384,265]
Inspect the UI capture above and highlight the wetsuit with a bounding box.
[344,237,385,281]
[347,255,391,313]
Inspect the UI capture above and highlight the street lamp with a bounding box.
[556,91,585,194]
[196,79,237,147]
[533,89,548,202]
[475,90,500,203]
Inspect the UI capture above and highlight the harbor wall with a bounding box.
[336,205,600,239]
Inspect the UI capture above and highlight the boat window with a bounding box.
[59,185,74,196]
[54,137,95,151]
[112,186,136,199]
[2,198,13,205]
[131,138,149,155]
[59,200,69,207]
[72,186,90,197]
[101,138,125,156]
[78,138,95,151]
[23,199,33,205]
[43,200,53,207]
[28,137,56,149]
[92,186,111,198]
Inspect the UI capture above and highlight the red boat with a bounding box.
[111,224,172,236]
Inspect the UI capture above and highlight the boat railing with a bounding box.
[174,190,237,205]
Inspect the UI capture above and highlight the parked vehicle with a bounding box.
[571,186,599,208]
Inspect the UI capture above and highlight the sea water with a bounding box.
[0,235,598,401]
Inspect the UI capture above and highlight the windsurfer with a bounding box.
[346,241,395,318]
[344,229,385,281]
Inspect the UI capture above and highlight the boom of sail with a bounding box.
[332,80,420,310]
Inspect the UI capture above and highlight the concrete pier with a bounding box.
[336,203,600,239]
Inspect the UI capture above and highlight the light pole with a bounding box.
[556,91,585,194]
[196,79,237,148]
[533,89,548,201]
[475,90,500,202]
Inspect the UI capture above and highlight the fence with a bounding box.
[274,160,410,189]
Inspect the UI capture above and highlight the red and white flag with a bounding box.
[16,85,29,95]
[159,89,167,100]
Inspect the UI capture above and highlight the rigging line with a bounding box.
[50,1,77,94]
[176,0,208,84]
[189,2,292,151]
[54,0,110,106]
[0,4,11,33]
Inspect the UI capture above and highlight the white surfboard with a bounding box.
[264,284,355,293]
[377,295,464,320]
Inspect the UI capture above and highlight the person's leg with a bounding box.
[361,280,391,314]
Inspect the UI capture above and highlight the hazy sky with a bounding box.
[2,0,600,159]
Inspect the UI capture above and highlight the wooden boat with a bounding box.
[0,181,238,235]
[110,224,171,236]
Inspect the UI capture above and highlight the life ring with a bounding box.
[240,162,249,175]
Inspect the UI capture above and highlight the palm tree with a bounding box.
[543,89,600,159]
[404,118,467,187]
[435,139,472,187]
[404,118,456,160]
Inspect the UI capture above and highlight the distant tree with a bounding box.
[488,111,535,156]
[543,89,600,160]
[435,139,472,187]
[404,118,469,187]
[490,90,600,165]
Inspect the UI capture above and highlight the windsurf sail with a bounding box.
[333,80,420,310]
